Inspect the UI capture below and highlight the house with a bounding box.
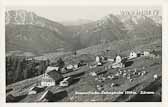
[153,74,158,80]
[41,69,63,87]
[66,64,73,70]
[96,55,103,66]
[111,55,125,68]
[115,55,122,63]
[129,51,137,59]
[143,51,150,56]
[96,56,101,63]
[90,72,97,76]
[73,64,79,70]
[46,66,59,72]
[112,62,124,68]
[107,58,114,62]
[59,77,73,87]
[65,64,74,72]
[28,86,46,95]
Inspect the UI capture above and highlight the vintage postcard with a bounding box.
[1,0,167,105]
[4,6,162,102]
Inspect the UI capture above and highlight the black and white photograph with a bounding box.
[5,6,162,102]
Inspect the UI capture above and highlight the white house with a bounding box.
[73,64,79,70]
[115,55,122,63]
[46,66,59,73]
[66,64,73,70]
[153,74,158,80]
[112,62,124,68]
[129,51,137,59]
[96,56,101,63]
[41,74,56,86]
[107,58,114,62]
[144,51,150,56]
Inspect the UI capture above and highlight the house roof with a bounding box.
[47,70,63,81]
[46,66,59,73]
[30,86,46,93]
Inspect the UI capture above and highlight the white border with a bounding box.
[0,0,167,107]
[2,0,165,6]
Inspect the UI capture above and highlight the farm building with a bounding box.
[66,64,74,70]
[46,66,59,72]
[107,58,114,62]
[129,51,137,59]
[28,86,46,95]
[143,51,150,56]
[112,62,125,68]
[96,56,101,63]
[115,55,122,63]
[41,69,63,87]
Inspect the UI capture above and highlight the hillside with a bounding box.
[6,36,161,102]
[5,24,69,53]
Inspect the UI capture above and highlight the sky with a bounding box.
[6,6,161,22]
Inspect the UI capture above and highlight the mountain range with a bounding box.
[5,10,162,54]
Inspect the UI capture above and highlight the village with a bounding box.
[6,49,161,102]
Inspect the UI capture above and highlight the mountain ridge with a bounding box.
[5,10,162,54]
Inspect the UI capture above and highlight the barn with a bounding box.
[41,69,63,87]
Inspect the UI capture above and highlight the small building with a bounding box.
[59,77,73,87]
[129,51,137,59]
[107,58,114,62]
[46,66,59,72]
[96,55,104,66]
[144,51,150,56]
[90,72,97,76]
[115,55,122,63]
[41,69,63,87]
[112,62,125,68]
[73,64,79,70]
[66,64,73,70]
[28,86,46,95]
[96,56,101,63]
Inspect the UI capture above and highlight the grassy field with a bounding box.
[6,35,162,102]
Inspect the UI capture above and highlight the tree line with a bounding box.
[6,56,50,85]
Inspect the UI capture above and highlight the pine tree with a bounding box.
[15,59,22,81]
[57,58,65,69]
